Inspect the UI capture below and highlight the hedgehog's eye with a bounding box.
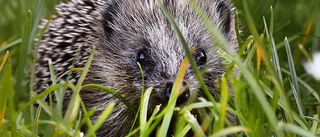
[196,51,206,66]
[137,51,146,64]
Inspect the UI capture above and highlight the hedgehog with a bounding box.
[35,0,238,136]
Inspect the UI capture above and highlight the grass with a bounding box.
[1,0,320,136]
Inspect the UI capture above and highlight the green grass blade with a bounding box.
[238,35,254,56]
[79,100,96,131]
[28,0,44,51]
[276,35,299,49]
[85,102,115,137]
[156,1,208,135]
[310,114,318,134]
[0,62,15,134]
[82,84,136,114]
[64,46,95,126]
[140,104,161,137]
[284,38,304,119]
[157,0,218,110]
[270,6,274,35]
[16,10,32,107]
[0,38,22,53]
[176,124,191,137]
[17,85,60,114]
[140,87,153,134]
[216,76,228,132]
[183,110,205,137]
[263,17,283,135]
[279,122,315,137]
[28,19,50,136]
[210,126,251,137]
[281,68,320,103]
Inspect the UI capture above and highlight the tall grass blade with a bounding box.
[156,1,208,136]
[284,38,304,119]
[16,10,32,106]
[29,19,50,136]
[157,0,217,107]
[158,45,193,136]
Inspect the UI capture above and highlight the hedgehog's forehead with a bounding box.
[113,0,215,49]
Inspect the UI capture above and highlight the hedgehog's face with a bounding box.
[95,0,235,110]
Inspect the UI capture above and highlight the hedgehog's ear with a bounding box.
[216,1,232,36]
[102,1,119,38]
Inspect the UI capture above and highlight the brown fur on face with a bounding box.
[35,0,237,136]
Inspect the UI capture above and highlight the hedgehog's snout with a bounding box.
[165,81,190,105]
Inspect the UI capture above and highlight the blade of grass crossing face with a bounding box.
[157,0,218,107]
[16,10,32,107]
[284,38,304,119]
[131,62,145,133]
[158,46,194,136]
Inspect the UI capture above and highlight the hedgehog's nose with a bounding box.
[165,82,190,105]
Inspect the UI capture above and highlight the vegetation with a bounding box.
[0,0,319,136]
